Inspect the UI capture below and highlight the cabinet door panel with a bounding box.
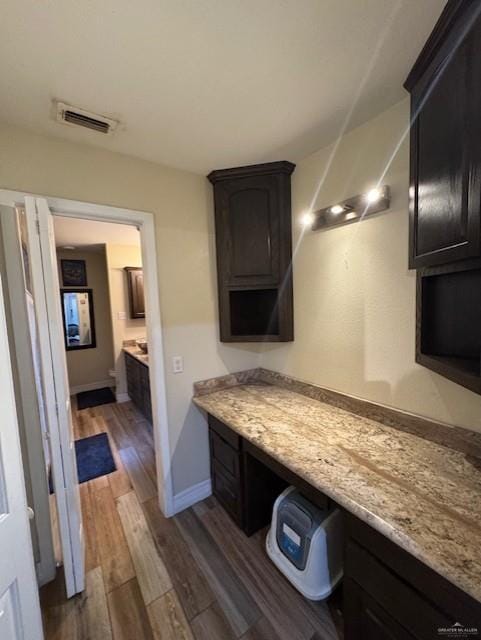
[210,430,239,477]
[218,176,279,286]
[344,579,414,640]
[211,460,241,525]
[410,15,481,268]
[125,268,145,318]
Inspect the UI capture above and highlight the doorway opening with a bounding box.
[0,191,173,605]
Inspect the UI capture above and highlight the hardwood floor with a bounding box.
[40,400,342,639]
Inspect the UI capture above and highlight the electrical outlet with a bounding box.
[172,356,183,373]
[118,311,127,320]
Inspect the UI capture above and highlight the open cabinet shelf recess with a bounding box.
[417,259,481,395]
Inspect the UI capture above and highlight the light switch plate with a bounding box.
[172,356,183,373]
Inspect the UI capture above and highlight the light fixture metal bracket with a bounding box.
[311,186,391,231]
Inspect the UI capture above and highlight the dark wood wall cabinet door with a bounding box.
[208,161,295,342]
[405,1,481,270]
[124,267,145,319]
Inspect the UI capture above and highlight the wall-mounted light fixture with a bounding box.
[302,185,391,231]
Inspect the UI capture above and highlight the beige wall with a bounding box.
[0,121,260,494]
[259,99,481,433]
[4,97,479,504]
[105,243,146,396]
[57,249,115,390]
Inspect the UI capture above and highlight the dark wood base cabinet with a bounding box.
[208,415,287,535]
[207,414,481,638]
[344,514,481,639]
[125,351,152,423]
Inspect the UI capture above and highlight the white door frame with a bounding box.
[0,190,174,517]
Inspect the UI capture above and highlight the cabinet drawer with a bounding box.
[208,415,241,449]
[344,577,415,640]
[346,539,450,637]
[345,512,481,625]
[210,430,239,477]
[212,460,241,524]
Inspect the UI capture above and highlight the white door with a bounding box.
[24,196,85,598]
[0,273,44,639]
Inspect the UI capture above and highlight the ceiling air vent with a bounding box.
[55,102,119,135]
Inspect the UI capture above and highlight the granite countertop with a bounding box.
[193,380,481,603]
[123,344,149,366]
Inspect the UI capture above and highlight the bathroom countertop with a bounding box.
[193,380,481,603]
[123,345,149,366]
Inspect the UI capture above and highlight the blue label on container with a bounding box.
[281,532,302,563]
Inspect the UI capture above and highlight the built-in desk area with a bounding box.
[193,369,481,638]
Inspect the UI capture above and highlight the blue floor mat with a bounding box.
[76,387,116,410]
[50,432,116,492]
[75,432,116,484]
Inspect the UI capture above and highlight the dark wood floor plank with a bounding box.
[42,567,112,640]
[116,491,172,605]
[148,589,194,640]
[106,431,133,499]
[201,504,339,640]
[104,410,133,450]
[107,578,154,640]
[175,508,261,637]
[90,485,135,592]
[119,446,157,503]
[190,602,236,640]
[241,616,280,640]
[79,483,99,572]
[142,497,215,620]
[111,402,145,433]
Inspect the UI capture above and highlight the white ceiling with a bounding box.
[54,215,140,250]
[0,0,445,174]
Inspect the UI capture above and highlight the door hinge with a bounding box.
[35,219,40,234]
[55,402,59,417]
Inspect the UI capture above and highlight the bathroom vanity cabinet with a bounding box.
[125,350,152,423]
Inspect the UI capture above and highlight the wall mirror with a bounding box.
[61,289,96,350]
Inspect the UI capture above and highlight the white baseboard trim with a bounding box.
[172,479,212,515]
[70,379,114,395]
[116,392,130,403]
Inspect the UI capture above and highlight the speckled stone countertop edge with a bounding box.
[192,395,425,552]
[122,344,149,367]
[194,367,481,457]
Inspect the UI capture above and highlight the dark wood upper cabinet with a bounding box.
[405,1,481,269]
[406,2,481,396]
[208,161,295,342]
[124,267,145,319]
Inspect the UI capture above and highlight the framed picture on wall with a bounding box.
[61,259,87,287]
